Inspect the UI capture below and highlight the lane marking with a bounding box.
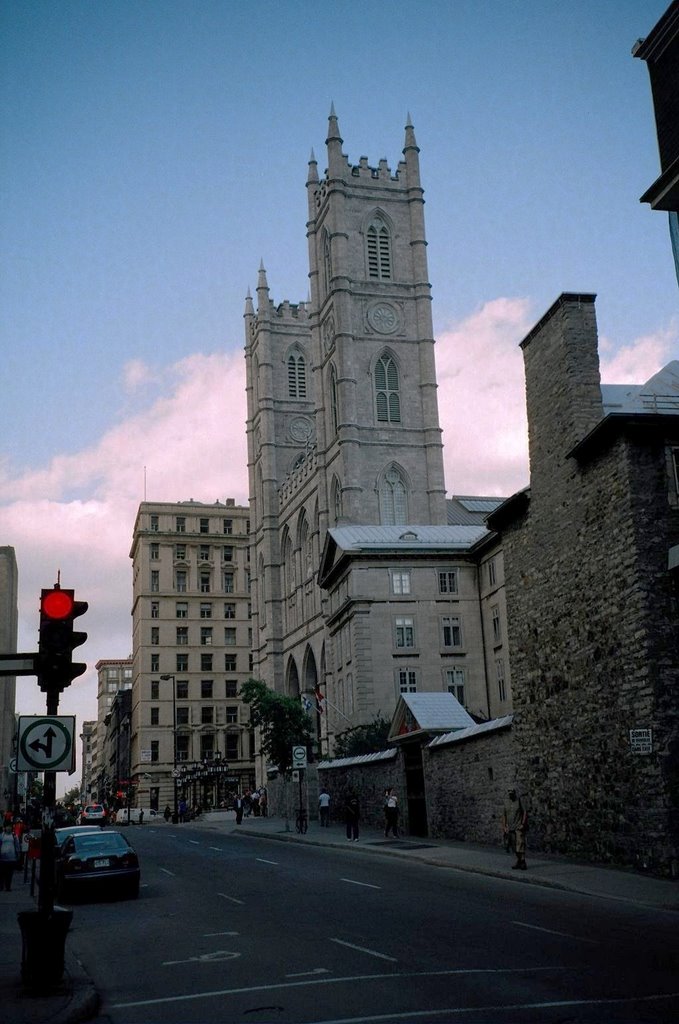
[109,967,571,1009]
[163,950,240,966]
[160,868,175,877]
[286,968,330,978]
[218,892,245,905]
[204,931,239,937]
[330,938,397,962]
[511,920,598,945]
[256,857,278,865]
[188,839,200,845]
[340,878,381,889]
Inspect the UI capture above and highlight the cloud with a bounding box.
[599,320,678,382]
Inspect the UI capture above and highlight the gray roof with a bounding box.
[428,714,514,749]
[317,749,398,770]
[388,692,476,743]
[601,360,679,416]
[328,524,488,551]
[447,496,505,525]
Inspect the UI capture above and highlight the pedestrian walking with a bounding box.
[318,788,331,827]
[344,790,360,841]
[384,787,399,837]
[502,787,528,870]
[178,798,187,823]
[0,822,21,891]
[234,794,244,825]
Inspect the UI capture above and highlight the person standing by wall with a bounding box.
[502,788,528,869]
[344,790,360,842]
[318,788,331,827]
[384,787,399,838]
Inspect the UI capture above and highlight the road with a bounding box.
[66,823,678,1024]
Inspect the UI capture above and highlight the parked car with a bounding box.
[113,807,158,825]
[79,804,107,826]
[54,825,98,850]
[56,829,140,900]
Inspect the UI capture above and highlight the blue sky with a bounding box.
[1,0,676,782]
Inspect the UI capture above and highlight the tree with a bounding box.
[334,714,391,758]
[61,785,81,807]
[240,678,313,774]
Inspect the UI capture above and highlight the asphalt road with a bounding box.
[68,824,679,1024]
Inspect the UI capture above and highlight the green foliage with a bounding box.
[61,785,81,807]
[334,714,391,757]
[240,678,313,774]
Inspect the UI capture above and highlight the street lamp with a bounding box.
[159,674,178,823]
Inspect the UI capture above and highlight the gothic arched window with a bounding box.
[329,364,339,435]
[366,216,392,280]
[323,232,332,295]
[380,466,408,525]
[375,353,401,423]
[288,351,307,399]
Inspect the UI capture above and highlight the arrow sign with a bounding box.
[17,717,75,772]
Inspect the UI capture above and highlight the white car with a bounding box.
[114,807,158,824]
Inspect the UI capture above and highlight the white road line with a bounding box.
[209,846,221,851]
[204,931,239,937]
[188,839,200,845]
[340,878,381,889]
[511,920,599,945]
[159,868,175,876]
[286,968,330,978]
[218,892,245,905]
[256,857,278,865]
[109,966,571,1009]
[330,938,397,962]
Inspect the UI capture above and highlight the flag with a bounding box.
[301,695,313,713]
[315,686,326,713]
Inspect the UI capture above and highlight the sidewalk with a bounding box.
[1,813,676,1024]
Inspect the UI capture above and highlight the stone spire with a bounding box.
[326,102,344,176]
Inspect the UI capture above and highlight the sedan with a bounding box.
[56,829,140,900]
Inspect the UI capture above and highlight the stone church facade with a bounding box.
[245,111,511,758]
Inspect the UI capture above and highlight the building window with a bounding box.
[151,601,159,619]
[288,351,307,398]
[150,741,159,762]
[491,605,502,644]
[497,659,507,702]
[175,543,186,560]
[391,570,411,595]
[224,627,237,646]
[225,679,238,698]
[176,680,189,699]
[176,653,188,672]
[199,571,211,593]
[375,354,400,423]
[150,515,159,532]
[224,655,237,672]
[176,735,189,762]
[200,602,212,619]
[151,571,159,592]
[175,570,187,593]
[176,626,188,646]
[201,706,214,725]
[199,544,210,561]
[150,543,159,560]
[223,518,233,535]
[201,653,213,672]
[438,570,458,594]
[201,679,213,699]
[222,546,233,562]
[398,669,417,693]
[151,680,159,700]
[488,557,497,587]
[151,627,159,646]
[225,734,239,760]
[442,615,462,649]
[226,706,238,724]
[380,467,407,525]
[176,602,188,618]
[200,627,213,646]
[395,616,415,649]
[200,517,209,534]
[176,517,185,533]
[224,602,236,619]
[223,572,234,593]
[366,216,392,279]
[150,706,159,726]
[200,735,215,760]
[446,668,465,705]
[176,707,189,726]
[151,654,159,672]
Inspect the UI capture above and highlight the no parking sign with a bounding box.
[291,745,307,770]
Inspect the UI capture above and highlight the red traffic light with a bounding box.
[41,589,75,620]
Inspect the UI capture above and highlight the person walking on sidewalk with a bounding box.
[384,787,399,837]
[318,788,331,827]
[344,790,360,841]
[502,787,528,869]
[0,822,21,891]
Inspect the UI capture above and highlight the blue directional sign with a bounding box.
[17,716,75,772]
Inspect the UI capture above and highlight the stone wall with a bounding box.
[318,752,404,833]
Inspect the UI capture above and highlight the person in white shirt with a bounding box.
[318,788,331,827]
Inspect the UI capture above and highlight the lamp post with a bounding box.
[159,674,178,823]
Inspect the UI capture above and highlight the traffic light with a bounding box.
[37,586,88,693]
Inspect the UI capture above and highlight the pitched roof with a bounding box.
[388,692,475,743]
[428,714,514,749]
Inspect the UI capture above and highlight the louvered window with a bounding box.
[288,352,307,398]
[367,219,392,279]
[375,355,400,423]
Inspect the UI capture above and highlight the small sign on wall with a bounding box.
[629,728,653,754]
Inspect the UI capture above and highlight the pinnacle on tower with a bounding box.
[307,147,319,184]
[326,102,344,176]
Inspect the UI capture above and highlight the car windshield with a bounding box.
[71,832,130,855]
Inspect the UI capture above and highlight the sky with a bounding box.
[1,1,677,792]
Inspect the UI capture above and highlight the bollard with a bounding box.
[18,908,73,988]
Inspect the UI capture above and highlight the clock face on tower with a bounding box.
[367,301,400,335]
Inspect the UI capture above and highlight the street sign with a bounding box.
[291,745,307,769]
[17,716,75,772]
[0,653,37,676]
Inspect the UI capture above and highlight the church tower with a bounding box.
[245,110,447,705]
